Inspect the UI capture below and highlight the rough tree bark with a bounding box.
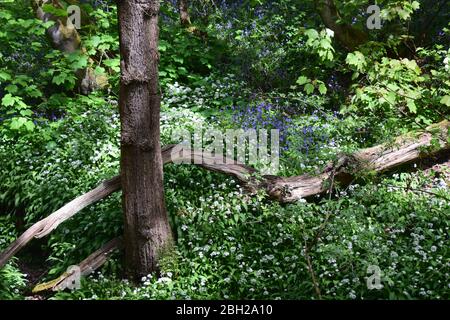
[316,0,368,51]
[117,0,173,281]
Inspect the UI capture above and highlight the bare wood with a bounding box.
[162,121,449,202]
[0,177,120,268]
[32,238,122,292]
[260,120,449,202]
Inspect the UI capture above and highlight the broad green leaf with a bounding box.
[318,83,327,95]
[19,109,33,117]
[304,83,314,94]
[296,76,309,85]
[2,93,15,107]
[0,71,11,81]
[304,29,319,40]
[42,4,67,18]
[24,120,35,131]
[346,51,366,72]
[439,95,450,107]
[5,84,18,94]
[406,99,417,113]
[10,117,27,130]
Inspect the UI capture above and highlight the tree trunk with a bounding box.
[179,0,191,27]
[316,0,368,51]
[117,0,173,281]
[32,0,107,94]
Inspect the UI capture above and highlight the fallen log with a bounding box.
[32,237,122,292]
[0,177,121,268]
[0,120,448,268]
[262,121,450,202]
[164,120,450,202]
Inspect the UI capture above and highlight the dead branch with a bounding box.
[32,237,122,292]
[0,120,447,268]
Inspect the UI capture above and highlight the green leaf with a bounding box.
[52,73,67,85]
[90,36,102,48]
[406,99,417,113]
[19,109,33,117]
[70,55,88,70]
[159,41,168,52]
[304,83,314,94]
[10,117,27,130]
[384,92,396,105]
[439,95,450,107]
[304,29,319,40]
[2,93,15,107]
[318,83,327,95]
[24,120,35,132]
[296,76,309,85]
[42,4,68,18]
[5,84,18,94]
[346,51,366,72]
[0,71,11,81]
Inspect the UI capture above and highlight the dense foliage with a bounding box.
[0,0,448,300]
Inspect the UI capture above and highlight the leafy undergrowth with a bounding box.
[0,216,27,299]
[1,0,449,301]
[0,85,448,300]
[50,171,449,300]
